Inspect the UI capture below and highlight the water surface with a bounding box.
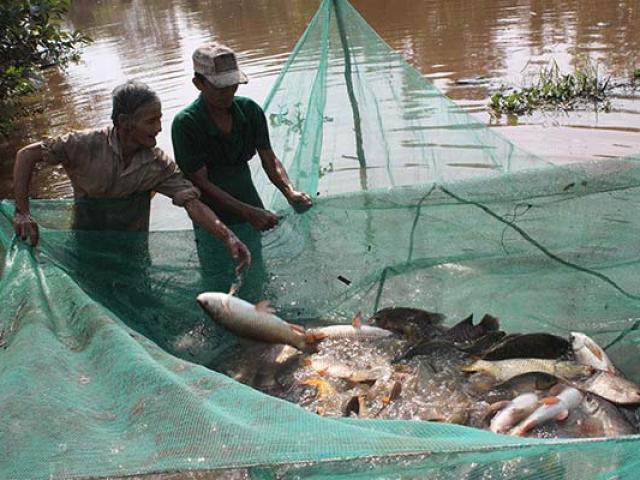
[0,0,638,228]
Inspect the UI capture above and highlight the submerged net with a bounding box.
[2,0,640,478]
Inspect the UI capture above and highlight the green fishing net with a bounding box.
[2,0,640,478]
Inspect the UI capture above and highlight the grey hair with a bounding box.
[111,80,160,126]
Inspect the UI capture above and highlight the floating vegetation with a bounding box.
[489,59,611,116]
[634,69,640,79]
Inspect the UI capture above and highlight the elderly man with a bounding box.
[12,80,251,272]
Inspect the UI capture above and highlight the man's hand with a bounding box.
[247,206,280,231]
[13,211,39,246]
[225,234,252,275]
[286,189,312,212]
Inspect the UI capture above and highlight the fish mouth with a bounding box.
[195,294,206,308]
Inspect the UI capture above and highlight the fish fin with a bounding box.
[228,282,240,296]
[586,342,604,361]
[460,362,479,373]
[512,421,533,436]
[255,300,275,314]
[222,294,232,314]
[343,396,360,417]
[555,409,570,421]
[289,323,306,334]
[479,314,500,332]
[487,400,510,415]
[541,396,561,406]
[453,314,474,328]
[548,384,565,396]
[305,330,327,343]
[352,311,363,329]
[390,381,402,400]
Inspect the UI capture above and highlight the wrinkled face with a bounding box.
[122,99,163,149]
[194,76,239,110]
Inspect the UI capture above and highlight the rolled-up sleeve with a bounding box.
[153,150,201,206]
[41,131,88,167]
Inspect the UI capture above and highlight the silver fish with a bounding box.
[569,370,640,405]
[462,359,593,383]
[510,386,584,436]
[574,394,636,437]
[306,357,390,383]
[570,332,619,374]
[489,392,540,434]
[306,325,393,342]
[196,292,308,350]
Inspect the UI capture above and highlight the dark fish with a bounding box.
[475,372,560,405]
[481,333,571,361]
[443,314,500,343]
[457,331,507,355]
[393,338,469,363]
[495,372,560,395]
[368,307,445,340]
[393,315,503,362]
[343,395,363,417]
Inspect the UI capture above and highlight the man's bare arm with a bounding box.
[258,149,312,208]
[13,143,44,245]
[183,198,251,273]
[188,166,279,231]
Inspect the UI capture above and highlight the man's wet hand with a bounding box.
[247,207,279,231]
[287,190,312,212]
[13,211,39,246]
[226,235,252,274]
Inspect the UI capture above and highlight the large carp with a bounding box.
[197,292,309,350]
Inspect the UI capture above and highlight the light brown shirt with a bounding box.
[40,127,200,231]
[41,126,200,206]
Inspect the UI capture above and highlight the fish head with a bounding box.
[570,332,588,351]
[582,393,602,416]
[196,291,230,318]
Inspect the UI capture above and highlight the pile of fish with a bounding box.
[197,292,640,438]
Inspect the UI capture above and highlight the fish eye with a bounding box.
[583,395,598,413]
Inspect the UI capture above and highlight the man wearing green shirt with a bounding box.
[171,42,311,230]
[172,42,311,296]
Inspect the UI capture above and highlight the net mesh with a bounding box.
[2,0,640,478]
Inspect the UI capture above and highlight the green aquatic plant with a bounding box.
[489,59,611,116]
[633,69,640,79]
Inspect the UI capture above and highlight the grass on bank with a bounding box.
[489,59,612,116]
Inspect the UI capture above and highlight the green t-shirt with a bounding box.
[171,95,272,224]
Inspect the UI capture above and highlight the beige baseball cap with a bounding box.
[192,42,249,88]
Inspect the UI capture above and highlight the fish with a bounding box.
[510,386,584,436]
[442,313,500,343]
[196,292,308,351]
[306,312,394,343]
[368,307,445,341]
[482,372,559,403]
[572,393,636,437]
[305,357,389,383]
[570,332,619,374]
[481,333,570,361]
[306,325,393,342]
[569,370,640,405]
[343,395,368,417]
[462,358,593,383]
[488,392,540,434]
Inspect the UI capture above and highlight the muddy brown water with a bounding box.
[0,0,639,230]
